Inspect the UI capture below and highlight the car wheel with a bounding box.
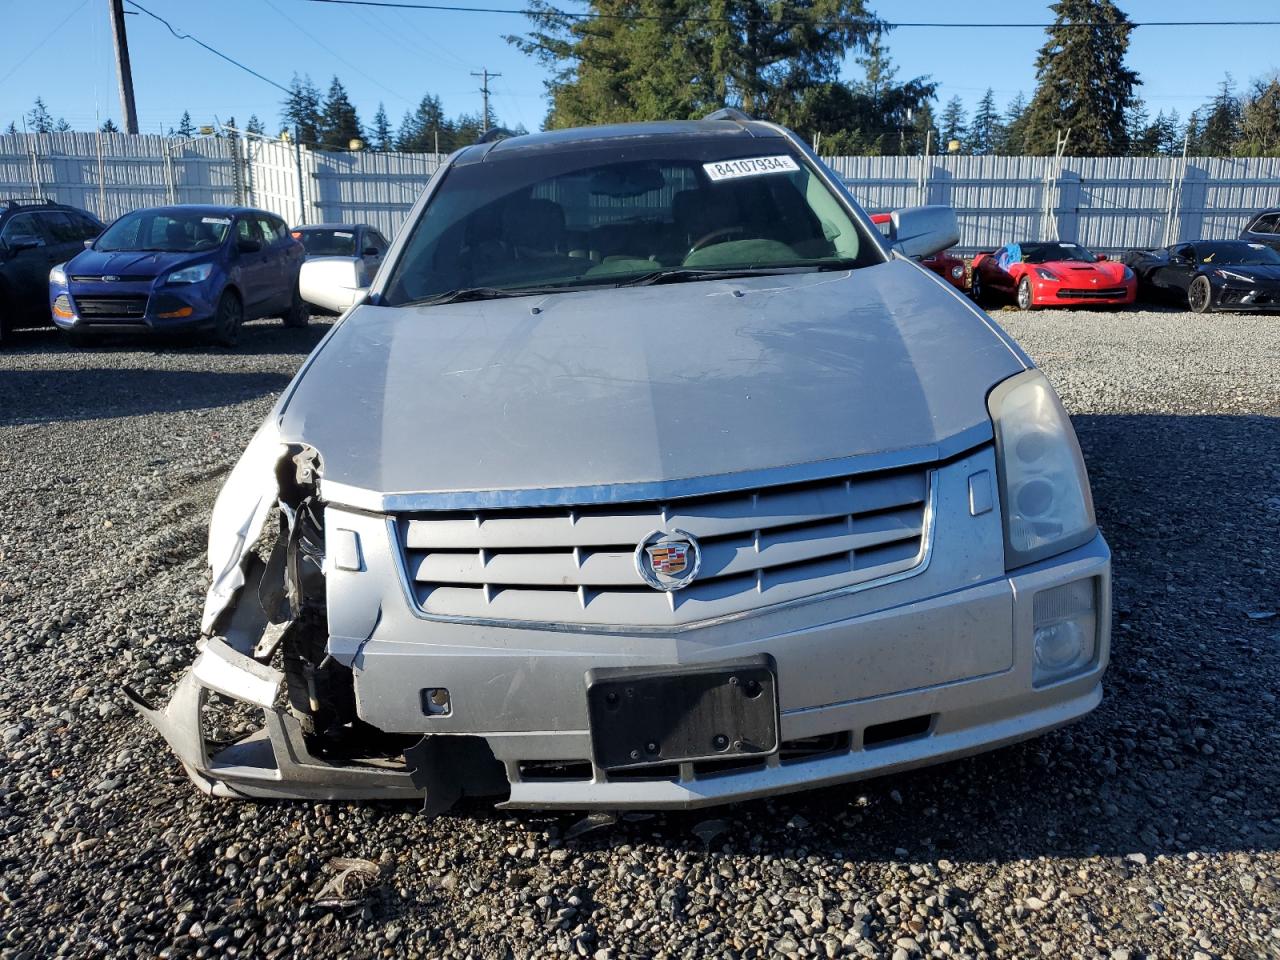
[969,271,983,304]
[1188,275,1213,314]
[213,290,244,347]
[283,284,309,328]
[1017,277,1035,310]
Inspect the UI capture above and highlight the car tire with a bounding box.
[282,284,309,328]
[1188,275,1213,314]
[969,271,983,304]
[1017,277,1035,310]
[213,289,244,347]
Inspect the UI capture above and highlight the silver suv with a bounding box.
[130,114,1111,811]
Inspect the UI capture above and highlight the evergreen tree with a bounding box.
[371,102,393,151]
[1193,75,1241,155]
[54,118,71,133]
[939,96,967,151]
[176,110,195,138]
[281,74,323,145]
[968,87,1002,155]
[1022,0,1139,155]
[245,114,265,137]
[907,101,938,155]
[100,118,119,134]
[998,92,1030,154]
[1236,78,1280,156]
[318,76,363,150]
[26,97,54,134]
[4,121,17,135]
[511,0,882,128]
[396,94,450,151]
[1156,109,1183,155]
[1124,97,1153,155]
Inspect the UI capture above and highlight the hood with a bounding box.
[67,248,211,279]
[279,260,1027,504]
[1042,260,1125,280]
[1207,263,1280,282]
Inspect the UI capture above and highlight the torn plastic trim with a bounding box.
[125,637,425,802]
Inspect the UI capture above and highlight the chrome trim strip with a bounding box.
[383,469,939,635]
[320,423,989,512]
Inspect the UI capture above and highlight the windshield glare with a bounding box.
[296,229,357,256]
[1195,242,1280,265]
[96,210,230,253]
[1021,242,1096,264]
[383,142,877,305]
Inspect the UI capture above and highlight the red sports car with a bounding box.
[870,212,969,291]
[970,241,1136,309]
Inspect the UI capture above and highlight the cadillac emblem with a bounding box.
[635,529,701,591]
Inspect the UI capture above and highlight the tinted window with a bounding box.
[1020,242,1096,264]
[1193,241,1280,265]
[295,228,357,256]
[72,212,102,239]
[256,216,286,242]
[384,140,876,305]
[235,218,259,244]
[42,211,84,243]
[1248,213,1280,234]
[1,214,46,247]
[98,210,231,252]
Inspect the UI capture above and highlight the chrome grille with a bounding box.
[395,467,932,627]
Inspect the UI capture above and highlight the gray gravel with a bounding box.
[1,308,1279,960]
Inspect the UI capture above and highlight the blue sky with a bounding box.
[2,0,1277,137]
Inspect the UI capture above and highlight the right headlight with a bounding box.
[988,369,1096,569]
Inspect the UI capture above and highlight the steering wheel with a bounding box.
[686,226,744,259]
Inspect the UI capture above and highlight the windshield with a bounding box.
[1194,241,1280,265]
[383,139,878,305]
[1020,242,1097,264]
[96,210,231,253]
[295,228,357,256]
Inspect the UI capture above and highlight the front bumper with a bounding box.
[51,279,219,333]
[129,526,1112,809]
[1033,280,1136,306]
[1213,283,1280,310]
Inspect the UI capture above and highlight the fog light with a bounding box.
[420,687,451,716]
[157,305,194,319]
[1032,579,1096,685]
[52,295,74,319]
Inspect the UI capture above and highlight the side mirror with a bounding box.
[83,239,95,249]
[8,239,39,254]
[300,257,368,313]
[888,205,960,260]
[237,237,262,254]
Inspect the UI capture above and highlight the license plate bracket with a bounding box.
[586,655,778,771]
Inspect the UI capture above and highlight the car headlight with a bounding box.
[1121,265,1134,280]
[988,370,1097,569]
[950,264,965,280]
[49,263,67,285]
[167,263,213,284]
[1214,268,1252,283]
[1034,267,1059,281]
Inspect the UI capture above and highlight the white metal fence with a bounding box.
[5,132,1280,252]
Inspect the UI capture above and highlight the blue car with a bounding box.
[50,204,306,345]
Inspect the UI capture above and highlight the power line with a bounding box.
[0,0,92,88]
[125,0,292,94]
[302,1,1280,29]
[471,68,501,132]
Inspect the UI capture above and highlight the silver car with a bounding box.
[130,113,1111,811]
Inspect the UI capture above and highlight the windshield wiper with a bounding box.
[405,286,570,306]
[621,260,860,287]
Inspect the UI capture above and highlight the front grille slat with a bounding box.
[74,295,148,321]
[399,465,933,627]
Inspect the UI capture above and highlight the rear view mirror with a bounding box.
[887,206,960,260]
[300,257,368,313]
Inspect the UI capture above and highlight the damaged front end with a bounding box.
[126,425,506,810]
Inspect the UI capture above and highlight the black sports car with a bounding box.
[1123,240,1280,313]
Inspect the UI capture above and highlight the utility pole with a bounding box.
[108,0,139,134]
[470,68,500,133]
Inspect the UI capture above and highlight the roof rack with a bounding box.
[475,127,516,145]
[0,197,56,209]
[702,108,753,123]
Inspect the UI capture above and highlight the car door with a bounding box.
[233,216,272,315]
[0,212,54,323]
[1152,243,1197,301]
[254,215,293,313]
[39,211,91,274]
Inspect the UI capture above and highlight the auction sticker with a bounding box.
[202,217,231,225]
[703,155,799,181]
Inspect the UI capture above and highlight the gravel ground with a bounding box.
[1,308,1278,960]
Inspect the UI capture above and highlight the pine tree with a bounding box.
[175,110,195,138]
[317,76,363,150]
[371,102,392,151]
[54,118,71,133]
[1236,78,1280,156]
[998,92,1030,154]
[396,94,450,152]
[1157,109,1183,154]
[245,114,265,137]
[1022,0,1139,155]
[26,97,54,134]
[100,118,120,134]
[1193,75,1242,154]
[968,88,1002,154]
[939,96,967,151]
[281,74,323,145]
[1125,97,1153,155]
[4,121,17,136]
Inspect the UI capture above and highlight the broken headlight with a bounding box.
[988,369,1096,570]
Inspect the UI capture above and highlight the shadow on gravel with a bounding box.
[491,413,1280,866]
[0,368,294,424]
[0,318,330,358]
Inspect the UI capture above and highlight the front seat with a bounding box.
[501,198,568,259]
